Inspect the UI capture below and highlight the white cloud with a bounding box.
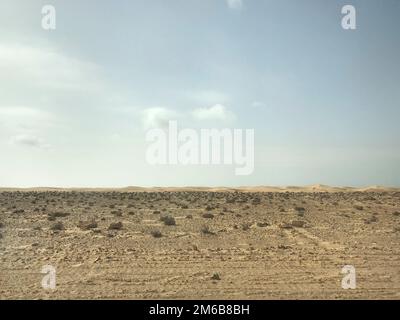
[192,104,234,122]
[0,105,57,130]
[11,134,50,149]
[0,43,107,150]
[252,101,266,108]
[0,106,50,119]
[187,90,229,105]
[141,107,179,129]
[0,43,102,93]
[0,106,58,149]
[226,0,243,10]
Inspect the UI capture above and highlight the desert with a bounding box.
[1,186,399,299]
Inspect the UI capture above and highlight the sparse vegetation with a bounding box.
[160,215,176,226]
[111,210,122,217]
[50,221,64,231]
[108,222,123,230]
[48,212,70,221]
[78,220,98,230]
[241,223,251,231]
[201,225,215,235]
[150,229,162,238]
[211,273,221,280]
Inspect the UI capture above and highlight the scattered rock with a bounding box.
[365,216,378,224]
[279,222,293,229]
[291,220,306,228]
[256,222,269,227]
[370,216,378,223]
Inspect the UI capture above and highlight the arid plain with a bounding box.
[1,186,400,299]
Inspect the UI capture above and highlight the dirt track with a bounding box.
[1,189,400,299]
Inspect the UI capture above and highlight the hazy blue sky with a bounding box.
[0,0,399,187]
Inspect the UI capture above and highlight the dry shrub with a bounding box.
[160,215,176,226]
[150,230,162,238]
[108,222,123,230]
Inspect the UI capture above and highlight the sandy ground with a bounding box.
[1,186,400,299]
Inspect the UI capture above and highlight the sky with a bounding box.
[0,0,399,188]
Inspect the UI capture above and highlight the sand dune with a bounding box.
[0,185,399,193]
